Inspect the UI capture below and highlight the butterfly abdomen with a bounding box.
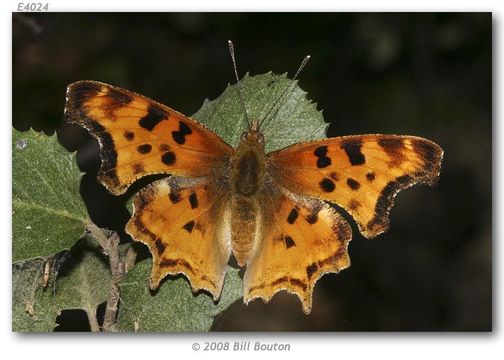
[229,134,266,266]
[230,196,260,266]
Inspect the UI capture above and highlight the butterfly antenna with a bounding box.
[228,40,251,130]
[258,54,311,129]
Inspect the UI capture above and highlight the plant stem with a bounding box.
[124,245,138,272]
[87,222,125,332]
[86,308,100,332]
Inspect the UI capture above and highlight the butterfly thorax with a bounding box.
[229,124,266,266]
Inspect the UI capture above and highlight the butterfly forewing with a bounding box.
[65,81,233,195]
[267,134,443,238]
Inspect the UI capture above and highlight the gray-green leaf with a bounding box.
[193,72,327,153]
[55,239,111,330]
[12,239,112,332]
[116,260,242,332]
[12,129,88,262]
[12,257,57,332]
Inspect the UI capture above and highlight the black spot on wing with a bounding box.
[314,145,332,168]
[314,146,328,157]
[341,139,365,165]
[137,144,152,154]
[319,177,335,192]
[366,172,375,181]
[287,208,299,224]
[172,121,193,145]
[189,192,198,209]
[306,211,319,224]
[183,220,195,233]
[284,235,296,249]
[124,131,135,141]
[346,178,360,190]
[161,151,176,165]
[139,105,166,131]
[317,157,331,168]
[169,190,181,204]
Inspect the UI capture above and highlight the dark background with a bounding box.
[12,13,492,331]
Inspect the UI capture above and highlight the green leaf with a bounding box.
[193,72,327,153]
[116,259,242,332]
[12,239,112,332]
[12,129,88,262]
[12,257,57,332]
[54,238,111,330]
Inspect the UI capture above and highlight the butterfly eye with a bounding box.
[240,132,248,141]
[258,133,265,143]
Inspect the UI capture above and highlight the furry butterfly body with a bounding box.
[65,76,443,314]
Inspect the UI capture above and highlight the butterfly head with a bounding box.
[240,119,264,147]
[228,40,311,151]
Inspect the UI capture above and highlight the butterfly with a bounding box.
[64,45,443,314]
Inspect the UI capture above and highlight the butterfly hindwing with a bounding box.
[267,135,443,238]
[65,81,233,195]
[126,177,231,299]
[243,189,352,314]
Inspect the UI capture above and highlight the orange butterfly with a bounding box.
[64,43,443,314]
